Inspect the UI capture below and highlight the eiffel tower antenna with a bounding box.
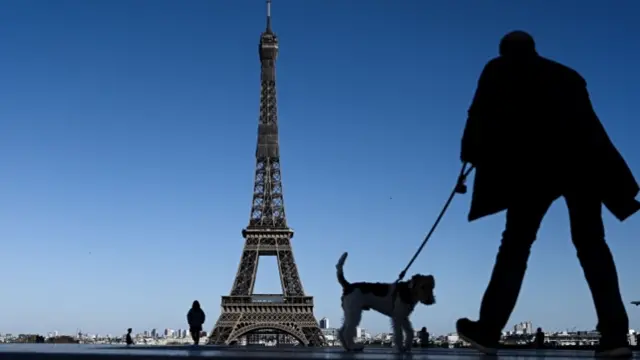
[266,0,272,32]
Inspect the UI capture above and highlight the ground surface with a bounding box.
[1,344,637,359]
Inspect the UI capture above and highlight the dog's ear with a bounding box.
[408,274,420,289]
[409,274,435,289]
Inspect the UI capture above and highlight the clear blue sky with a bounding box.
[0,0,639,337]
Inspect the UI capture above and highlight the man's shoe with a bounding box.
[595,339,632,358]
[456,318,499,356]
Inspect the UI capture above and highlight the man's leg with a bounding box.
[479,196,553,330]
[565,193,630,357]
[190,329,200,345]
[458,195,554,354]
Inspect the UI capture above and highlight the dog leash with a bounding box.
[391,162,474,306]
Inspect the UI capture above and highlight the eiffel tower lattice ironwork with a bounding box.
[208,0,326,347]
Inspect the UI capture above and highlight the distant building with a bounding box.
[321,328,338,345]
[514,323,523,334]
[513,321,534,335]
[628,330,637,346]
[447,333,460,344]
[319,317,329,329]
[524,321,533,334]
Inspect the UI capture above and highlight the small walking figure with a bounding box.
[125,328,134,346]
[535,328,545,349]
[187,300,206,346]
[419,327,429,348]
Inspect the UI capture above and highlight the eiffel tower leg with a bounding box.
[209,232,327,346]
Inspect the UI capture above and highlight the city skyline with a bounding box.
[0,0,639,336]
[0,318,609,339]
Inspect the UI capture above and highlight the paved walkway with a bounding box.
[1,344,636,359]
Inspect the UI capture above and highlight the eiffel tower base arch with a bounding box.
[209,299,326,346]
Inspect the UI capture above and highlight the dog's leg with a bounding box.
[342,306,364,351]
[401,318,414,352]
[338,297,349,351]
[337,322,350,351]
[391,317,404,353]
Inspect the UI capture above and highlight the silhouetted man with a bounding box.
[419,327,429,348]
[455,30,639,358]
[125,328,134,346]
[535,327,544,349]
[187,300,206,346]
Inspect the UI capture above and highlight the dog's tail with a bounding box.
[336,252,350,289]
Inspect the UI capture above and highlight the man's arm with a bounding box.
[579,85,613,152]
[461,60,499,165]
[567,77,604,148]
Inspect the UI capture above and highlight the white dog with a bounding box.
[335,252,436,353]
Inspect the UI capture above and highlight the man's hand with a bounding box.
[455,176,468,194]
[454,163,473,194]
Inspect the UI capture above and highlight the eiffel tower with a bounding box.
[208,0,325,347]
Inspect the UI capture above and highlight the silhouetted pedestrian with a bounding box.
[535,327,545,349]
[455,30,639,358]
[187,300,206,346]
[419,327,429,348]
[125,328,134,346]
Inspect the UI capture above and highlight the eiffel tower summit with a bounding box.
[208,0,326,347]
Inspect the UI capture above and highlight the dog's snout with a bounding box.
[423,295,436,305]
